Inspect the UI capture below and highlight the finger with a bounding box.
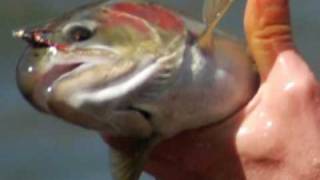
[244,0,295,81]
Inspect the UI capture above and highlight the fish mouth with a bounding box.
[32,62,85,113]
[16,43,161,137]
[42,61,157,138]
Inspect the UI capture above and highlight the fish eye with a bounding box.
[66,25,94,42]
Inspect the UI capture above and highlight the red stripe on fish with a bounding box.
[111,2,184,33]
[104,9,151,34]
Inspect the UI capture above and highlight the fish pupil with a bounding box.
[68,25,93,42]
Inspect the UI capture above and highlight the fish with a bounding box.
[14,0,258,179]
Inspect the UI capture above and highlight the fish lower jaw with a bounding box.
[32,62,87,113]
[66,60,161,108]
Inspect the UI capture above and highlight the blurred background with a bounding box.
[0,0,319,179]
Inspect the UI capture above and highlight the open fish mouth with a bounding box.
[16,44,161,120]
[44,58,159,138]
[16,46,158,138]
[16,48,86,113]
[34,62,85,112]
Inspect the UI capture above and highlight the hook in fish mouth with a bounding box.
[13,29,53,48]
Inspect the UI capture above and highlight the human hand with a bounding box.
[144,0,320,179]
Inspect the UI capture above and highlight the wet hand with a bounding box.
[144,0,320,179]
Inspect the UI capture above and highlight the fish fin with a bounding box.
[111,149,145,180]
[198,0,235,52]
[111,136,161,180]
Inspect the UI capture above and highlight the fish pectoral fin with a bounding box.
[111,136,160,180]
[111,149,145,180]
[198,0,236,51]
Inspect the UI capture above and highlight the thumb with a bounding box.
[244,0,295,81]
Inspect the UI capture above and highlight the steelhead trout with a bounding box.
[14,0,258,179]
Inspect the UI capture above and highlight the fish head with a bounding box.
[15,1,187,138]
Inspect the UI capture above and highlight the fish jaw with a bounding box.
[16,45,106,112]
[16,42,168,137]
[15,47,78,113]
[47,55,162,137]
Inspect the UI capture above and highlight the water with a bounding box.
[0,0,319,179]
